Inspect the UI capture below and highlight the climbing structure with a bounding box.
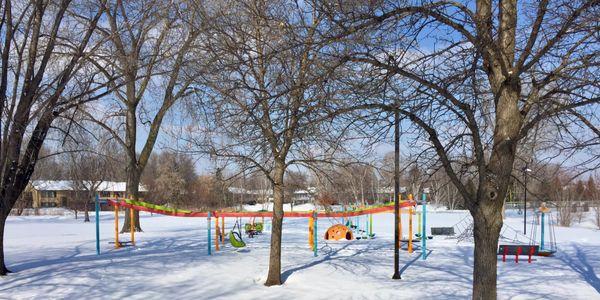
[324,224,354,240]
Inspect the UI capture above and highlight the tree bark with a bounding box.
[0,212,10,275]
[471,201,503,300]
[122,103,142,233]
[121,209,141,233]
[121,174,142,233]
[84,198,90,223]
[121,169,142,232]
[265,161,285,286]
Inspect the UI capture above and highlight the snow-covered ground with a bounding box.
[1,207,599,299]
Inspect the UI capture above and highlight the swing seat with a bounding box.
[229,231,246,248]
[537,249,556,257]
[324,224,354,241]
[244,222,264,234]
[254,223,264,233]
[498,244,538,255]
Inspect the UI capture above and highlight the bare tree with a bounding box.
[64,136,118,222]
[0,0,105,275]
[428,169,463,210]
[324,1,599,298]
[284,170,308,210]
[587,176,600,229]
[30,147,68,180]
[188,0,349,286]
[86,0,202,232]
[144,151,198,208]
[549,175,575,227]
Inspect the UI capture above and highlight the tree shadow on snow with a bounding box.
[281,241,391,283]
[1,235,208,295]
[399,249,432,276]
[281,242,352,282]
[558,244,600,294]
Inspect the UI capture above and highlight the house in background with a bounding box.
[227,186,317,205]
[292,187,317,204]
[227,187,273,205]
[28,180,147,208]
[376,186,409,203]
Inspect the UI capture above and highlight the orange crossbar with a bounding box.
[107,199,417,219]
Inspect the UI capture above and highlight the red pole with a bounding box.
[516,246,522,263]
[528,246,534,263]
[502,246,507,262]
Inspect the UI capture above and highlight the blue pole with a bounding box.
[313,211,318,257]
[207,212,212,256]
[365,213,368,238]
[95,194,100,255]
[541,212,545,251]
[421,193,427,260]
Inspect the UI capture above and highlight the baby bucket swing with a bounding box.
[229,218,246,248]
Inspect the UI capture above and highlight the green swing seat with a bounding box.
[244,222,264,233]
[229,231,246,248]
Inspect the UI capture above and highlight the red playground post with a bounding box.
[528,247,534,263]
[503,247,508,262]
[515,246,522,263]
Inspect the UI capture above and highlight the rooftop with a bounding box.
[30,180,148,192]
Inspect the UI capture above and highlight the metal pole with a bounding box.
[524,164,528,235]
[417,211,422,237]
[541,211,545,251]
[421,192,427,260]
[392,110,401,280]
[313,211,318,257]
[130,208,135,246]
[365,213,368,238]
[308,215,313,249]
[114,204,120,249]
[95,195,100,255]
[221,217,225,243]
[215,214,219,251]
[207,212,212,255]
[408,207,413,253]
[369,214,373,237]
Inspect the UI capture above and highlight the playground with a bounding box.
[1,203,599,299]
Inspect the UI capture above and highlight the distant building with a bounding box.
[376,186,408,202]
[292,187,317,204]
[227,186,316,205]
[27,180,147,208]
[227,187,272,204]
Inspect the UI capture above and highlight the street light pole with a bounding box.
[392,110,401,280]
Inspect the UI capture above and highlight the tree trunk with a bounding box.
[121,98,142,233]
[471,200,503,299]
[84,198,90,222]
[0,188,25,275]
[122,209,141,233]
[265,162,285,286]
[121,169,142,232]
[0,212,10,275]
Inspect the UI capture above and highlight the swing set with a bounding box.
[397,194,427,253]
[94,197,420,258]
[322,194,429,255]
[498,202,557,263]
